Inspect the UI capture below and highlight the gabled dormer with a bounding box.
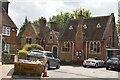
[96,23,101,28]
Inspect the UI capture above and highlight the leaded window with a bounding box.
[90,42,100,53]
[62,42,70,52]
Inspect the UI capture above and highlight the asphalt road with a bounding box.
[46,66,118,78]
[1,65,120,80]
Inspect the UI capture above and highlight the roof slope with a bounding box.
[0,9,17,28]
[60,19,78,41]
[59,15,111,41]
[83,15,110,41]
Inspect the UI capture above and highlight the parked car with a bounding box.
[83,57,105,68]
[27,50,60,69]
[106,57,120,70]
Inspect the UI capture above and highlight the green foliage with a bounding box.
[116,21,120,37]
[2,50,9,54]
[49,8,92,28]
[32,8,92,28]
[23,44,44,52]
[17,50,28,55]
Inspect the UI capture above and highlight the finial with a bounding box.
[80,10,82,16]
[25,16,28,23]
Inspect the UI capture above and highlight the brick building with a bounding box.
[18,11,119,61]
[0,1,17,53]
[59,11,118,61]
[17,17,59,57]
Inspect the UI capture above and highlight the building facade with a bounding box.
[0,1,17,53]
[59,12,118,61]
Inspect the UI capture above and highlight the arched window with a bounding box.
[62,42,70,52]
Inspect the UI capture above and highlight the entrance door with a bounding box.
[53,47,58,58]
[107,50,113,58]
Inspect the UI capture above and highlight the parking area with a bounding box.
[0,64,120,80]
[46,66,118,78]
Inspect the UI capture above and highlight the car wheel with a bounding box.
[106,67,109,70]
[95,63,98,68]
[56,62,60,69]
[83,65,87,68]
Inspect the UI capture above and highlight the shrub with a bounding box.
[23,44,44,52]
[17,50,28,55]
[2,50,9,54]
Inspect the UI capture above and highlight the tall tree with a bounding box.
[49,8,92,28]
[33,8,92,28]
[117,8,120,38]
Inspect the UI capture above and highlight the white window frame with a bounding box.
[4,44,10,52]
[2,26,10,36]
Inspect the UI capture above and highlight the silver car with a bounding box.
[27,50,60,69]
[83,57,105,68]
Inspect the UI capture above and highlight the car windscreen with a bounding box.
[46,53,53,57]
[88,58,101,60]
[29,51,43,57]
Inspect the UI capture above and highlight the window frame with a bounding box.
[61,42,70,52]
[90,42,100,54]
[4,44,10,52]
[2,26,10,36]
[26,37,32,44]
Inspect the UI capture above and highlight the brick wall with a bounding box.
[21,23,37,48]
[2,28,17,53]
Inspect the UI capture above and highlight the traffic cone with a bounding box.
[43,63,48,77]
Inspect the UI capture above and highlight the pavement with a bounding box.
[0,62,2,80]
[1,64,14,80]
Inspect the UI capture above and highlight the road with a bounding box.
[1,65,119,80]
[46,66,118,78]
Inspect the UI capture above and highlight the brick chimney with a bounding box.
[50,22,58,31]
[2,0,9,13]
[75,10,84,52]
[39,17,46,32]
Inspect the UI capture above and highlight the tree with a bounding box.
[117,21,120,37]
[32,8,92,28]
[117,8,120,38]
[49,8,92,28]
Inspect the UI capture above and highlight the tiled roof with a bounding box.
[83,15,110,41]
[59,15,111,41]
[59,19,78,41]
[0,9,17,28]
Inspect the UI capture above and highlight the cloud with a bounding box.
[8,0,120,31]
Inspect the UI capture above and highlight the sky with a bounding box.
[7,0,120,31]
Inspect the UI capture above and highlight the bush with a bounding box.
[2,50,9,54]
[23,44,44,52]
[17,50,28,55]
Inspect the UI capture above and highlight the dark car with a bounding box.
[106,57,120,70]
[27,50,60,69]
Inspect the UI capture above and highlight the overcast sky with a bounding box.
[8,0,120,30]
